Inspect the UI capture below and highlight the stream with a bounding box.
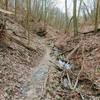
[24,46,51,100]
[24,42,72,100]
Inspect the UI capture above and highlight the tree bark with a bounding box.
[94,0,100,33]
[5,0,8,10]
[73,0,78,36]
[65,0,69,33]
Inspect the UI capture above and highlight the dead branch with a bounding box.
[6,34,37,52]
[73,37,85,90]
[66,41,82,60]
[41,65,51,100]
[6,28,27,39]
[49,60,63,71]
[78,28,100,34]
[59,48,73,55]
[0,8,14,15]
[66,73,73,89]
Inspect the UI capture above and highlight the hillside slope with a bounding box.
[0,15,46,100]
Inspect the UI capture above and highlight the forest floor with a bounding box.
[0,15,100,100]
[0,16,57,100]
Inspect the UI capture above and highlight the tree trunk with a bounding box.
[94,0,100,33]
[44,0,47,29]
[5,0,8,10]
[65,0,69,33]
[73,0,78,36]
[26,0,30,45]
[15,0,17,17]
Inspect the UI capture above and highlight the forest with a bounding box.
[0,0,100,100]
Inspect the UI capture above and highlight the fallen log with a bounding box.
[6,28,27,39]
[6,34,37,52]
[79,28,100,34]
[0,8,14,15]
[66,41,82,60]
[59,48,73,55]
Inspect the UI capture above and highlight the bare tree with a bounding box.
[65,0,69,33]
[26,0,31,45]
[15,0,17,17]
[73,0,78,36]
[5,0,8,10]
[94,0,100,33]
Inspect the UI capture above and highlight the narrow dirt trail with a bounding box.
[25,42,51,100]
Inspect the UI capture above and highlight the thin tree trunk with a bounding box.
[44,0,47,29]
[40,0,44,20]
[65,0,68,33]
[15,0,17,17]
[78,0,83,18]
[5,0,8,10]
[73,0,78,36]
[94,0,100,33]
[26,0,30,45]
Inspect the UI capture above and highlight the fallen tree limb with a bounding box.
[6,34,37,52]
[49,60,63,71]
[0,8,14,15]
[78,28,100,34]
[59,48,73,55]
[41,65,51,100]
[6,28,27,39]
[66,41,82,60]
